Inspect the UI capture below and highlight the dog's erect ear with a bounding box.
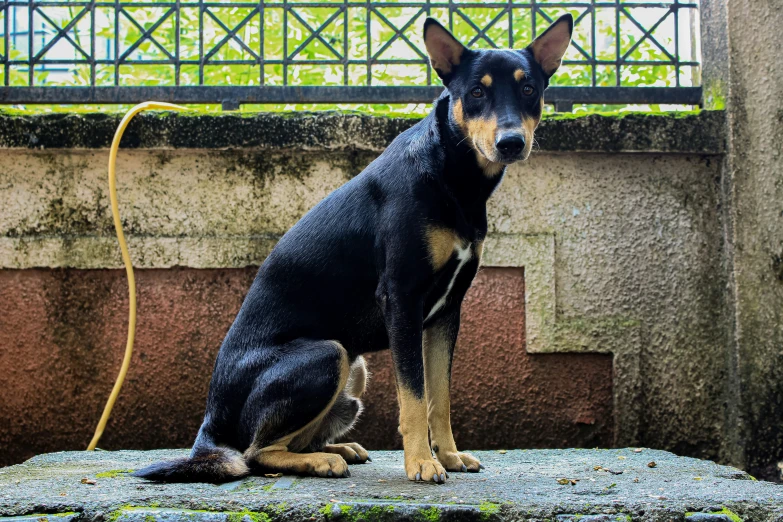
[527,14,573,77]
[423,18,467,84]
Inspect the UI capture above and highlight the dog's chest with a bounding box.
[423,239,479,322]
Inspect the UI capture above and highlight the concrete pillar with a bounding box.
[725,0,783,480]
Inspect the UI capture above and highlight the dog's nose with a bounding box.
[495,132,525,158]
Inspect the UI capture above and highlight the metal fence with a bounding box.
[0,0,701,110]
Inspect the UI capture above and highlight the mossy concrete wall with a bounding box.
[0,112,733,470]
[724,1,783,480]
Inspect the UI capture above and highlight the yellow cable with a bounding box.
[88,102,188,451]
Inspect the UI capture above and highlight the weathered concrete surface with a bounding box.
[0,267,613,467]
[0,147,726,462]
[724,2,783,480]
[0,450,780,522]
[0,139,727,464]
[0,110,725,154]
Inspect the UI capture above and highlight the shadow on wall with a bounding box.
[0,266,612,467]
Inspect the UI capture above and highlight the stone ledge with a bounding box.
[0,110,725,154]
[0,449,779,522]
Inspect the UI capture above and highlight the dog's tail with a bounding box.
[132,444,249,483]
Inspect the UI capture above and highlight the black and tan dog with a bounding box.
[134,14,572,484]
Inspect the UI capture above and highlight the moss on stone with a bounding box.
[0,109,725,154]
[702,79,727,111]
[319,503,399,522]
[685,508,743,522]
[16,513,78,519]
[477,502,500,521]
[105,505,137,522]
[417,507,440,522]
[95,469,134,479]
[546,109,701,121]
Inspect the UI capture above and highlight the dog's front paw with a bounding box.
[405,457,447,483]
[436,451,482,472]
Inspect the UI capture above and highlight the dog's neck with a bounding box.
[431,95,505,213]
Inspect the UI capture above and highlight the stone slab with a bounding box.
[0,110,725,154]
[0,450,780,522]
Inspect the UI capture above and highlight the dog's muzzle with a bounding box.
[495,131,526,162]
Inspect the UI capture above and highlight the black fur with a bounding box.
[135,14,573,483]
[132,445,248,483]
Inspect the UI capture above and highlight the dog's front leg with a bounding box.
[379,280,447,483]
[424,311,482,472]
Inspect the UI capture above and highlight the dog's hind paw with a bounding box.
[323,442,371,464]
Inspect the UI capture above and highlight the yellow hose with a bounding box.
[87,102,188,451]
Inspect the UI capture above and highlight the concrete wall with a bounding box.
[724,1,783,480]
[0,111,733,469]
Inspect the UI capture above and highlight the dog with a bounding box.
[133,14,572,484]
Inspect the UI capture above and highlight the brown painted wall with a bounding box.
[0,267,612,467]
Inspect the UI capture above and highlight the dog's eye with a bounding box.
[470,87,484,98]
[522,85,535,96]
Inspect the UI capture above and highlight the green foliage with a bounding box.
[4,2,699,114]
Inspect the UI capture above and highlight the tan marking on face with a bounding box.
[465,114,503,175]
[522,115,541,160]
[481,74,493,87]
[452,98,466,131]
[514,69,525,82]
[245,341,349,457]
[426,226,459,271]
[465,115,497,156]
[455,99,504,176]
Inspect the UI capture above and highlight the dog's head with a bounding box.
[423,15,573,172]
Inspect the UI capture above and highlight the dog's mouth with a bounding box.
[474,139,532,166]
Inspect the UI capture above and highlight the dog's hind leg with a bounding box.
[309,356,371,464]
[242,339,353,478]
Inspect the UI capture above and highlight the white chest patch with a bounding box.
[424,241,472,322]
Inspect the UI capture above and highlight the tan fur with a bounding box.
[452,87,504,176]
[474,151,504,177]
[423,325,483,473]
[480,74,493,87]
[426,226,460,270]
[514,69,525,82]
[245,342,350,460]
[323,442,370,461]
[466,115,502,175]
[522,115,540,160]
[475,240,484,263]
[253,450,349,477]
[452,99,465,129]
[346,356,368,398]
[424,25,463,75]
[423,326,457,458]
[220,450,251,476]
[397,386,446,480]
